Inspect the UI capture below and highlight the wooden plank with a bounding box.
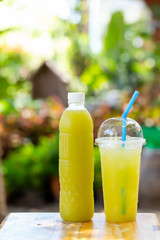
[0,215,8,230]
[0,213,160,240]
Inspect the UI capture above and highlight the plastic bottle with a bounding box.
[59,92,94,221]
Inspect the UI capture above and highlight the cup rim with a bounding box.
[95,137,146,146]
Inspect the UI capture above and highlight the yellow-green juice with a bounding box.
[99,138,143,223]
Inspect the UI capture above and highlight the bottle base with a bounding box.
[60,212,94,222]
[62,218,92,223]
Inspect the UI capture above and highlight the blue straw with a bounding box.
[122,90,139,146]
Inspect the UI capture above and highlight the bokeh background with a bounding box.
[0,0,160,221]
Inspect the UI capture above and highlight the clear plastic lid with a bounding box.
[95,117,146,147]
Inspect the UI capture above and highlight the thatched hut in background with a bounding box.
[31,61,69,106]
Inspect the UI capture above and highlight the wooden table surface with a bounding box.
[0,213,160,240]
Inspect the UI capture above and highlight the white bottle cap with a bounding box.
[68,92,85,103]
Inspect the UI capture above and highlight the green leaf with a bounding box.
[104,11,125,51]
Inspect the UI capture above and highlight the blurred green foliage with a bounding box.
[50,17,92,79]
[2,133,59,197]
[81,11,156,95]
[0,11,158,106]
[0,28,30,99]
[0,51,30,98]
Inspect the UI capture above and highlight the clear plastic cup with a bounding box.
[95,117,146,223]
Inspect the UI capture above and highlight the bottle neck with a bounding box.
[68,101,85,109]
